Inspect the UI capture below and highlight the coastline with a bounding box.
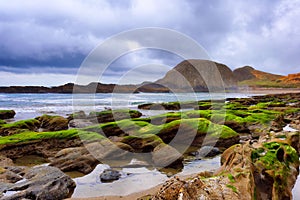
[0,91,299,200]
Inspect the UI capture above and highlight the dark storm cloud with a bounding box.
[0,0,299,86]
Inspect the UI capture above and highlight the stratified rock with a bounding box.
[0,110,15,120]
[1,166,75,200]
[36,115,69,131]
[100,169,121,183]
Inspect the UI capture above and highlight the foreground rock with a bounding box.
[1,166,75,200]
[100,169,121,183]
[152,131,300,200]
[0,111,15,120]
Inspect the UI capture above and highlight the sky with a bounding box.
[0,0,299,86]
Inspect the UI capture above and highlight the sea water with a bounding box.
[0,92,256,120]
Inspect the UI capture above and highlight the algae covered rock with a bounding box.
[0,110,15,120]
[0,119,40,136]
[88,109,142,123]
[36,114,69,131]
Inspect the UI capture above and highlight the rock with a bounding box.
[121,134,163,153]
[1,166,75,200]
[152,144,183,168]
[153,132,300,200]
[49,146,99,174]
[0,136,83,160]
[192,146,220,158]
[0,110,15,120]
[0,119,40,136]
[68,119,94,128]
[100,169,121,182]
[36,115,69,131]
[67,111,87,120]
[50,140,132,174]
[88,109,142,123]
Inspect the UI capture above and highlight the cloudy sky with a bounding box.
[0,0,299,86]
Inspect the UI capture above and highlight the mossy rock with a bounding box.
[36,115,69,131]
[121,134,164,152]
[0,110,16,119]
[155,118,238,147]
[251,141,299,199]
[149,112,188,125]
[0,129,105,146]
[88,109,142,123]
[138,101,200,110]
[0,119,40,136]
[83,119,151,137]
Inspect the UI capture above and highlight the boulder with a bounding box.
[100,169,121,183]
[36,115,69,131]
[0,110,15,120]
[1,166,75,200]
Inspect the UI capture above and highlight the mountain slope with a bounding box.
[155,59,237,92]
[233,66,299,88]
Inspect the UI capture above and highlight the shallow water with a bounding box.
[71,156,221,198]
[293,168,300,200]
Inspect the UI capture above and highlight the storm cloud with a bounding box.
[0,0,299,85]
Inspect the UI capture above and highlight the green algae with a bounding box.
[251,142,299,196]
[1,119,40,129]
[0,129,105,146]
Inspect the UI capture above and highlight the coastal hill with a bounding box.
[0,59,299,93]
[155,59,237,92]
[233,66,300,88]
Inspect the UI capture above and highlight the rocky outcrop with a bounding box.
[0,111,15,120]
[0,166,75,200]
[153,130,299,200]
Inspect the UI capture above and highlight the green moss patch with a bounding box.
[251,142,299,195]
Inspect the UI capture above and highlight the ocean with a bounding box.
[0,92,255,120]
